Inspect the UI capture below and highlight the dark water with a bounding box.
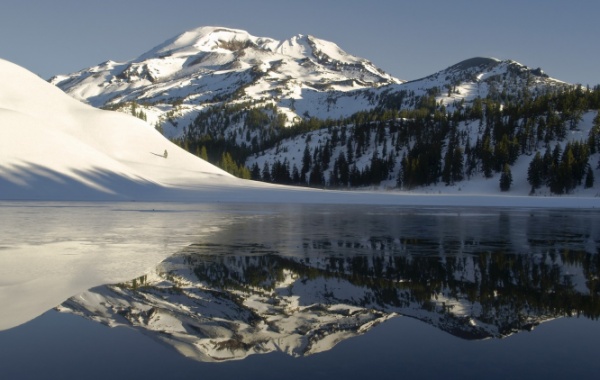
[1,203,599,379]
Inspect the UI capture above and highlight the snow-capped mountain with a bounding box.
[50,26,400,137]
[50,26,566,143]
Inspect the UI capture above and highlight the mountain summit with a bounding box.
[137,26,382,70]
[50,26,400,135]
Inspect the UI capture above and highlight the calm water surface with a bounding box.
[0,202,599,379]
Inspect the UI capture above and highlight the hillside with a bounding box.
[0,58,252,201]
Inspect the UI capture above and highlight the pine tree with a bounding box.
[292,165,300,184]
[309,163,324,187]
[270,160,291,184]
[217,152,251,179]
[451,146,464,183]
[399,153,408,189]
[346,139,354,163]
[322,140,331,169]
[527,152,544,193]
[330,164,339,188]
[542,147,553,180]
[335,152,349,186]
[561,145,576,193]
[349,164,361,187]
[301,144,312,176]
[585,165,595,188]
[494,134,511,171]
[250,163,261,180]
[262,162,271,182]
[589,111,600,154]
[442,141,454,185]
[481,136,494,178]
[198,146,208,161]
[499,164,512,192]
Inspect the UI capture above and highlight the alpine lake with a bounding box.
[1,202,599,379]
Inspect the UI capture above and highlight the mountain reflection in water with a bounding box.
[58,206,600,362]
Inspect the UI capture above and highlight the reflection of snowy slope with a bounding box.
[59,257,395,362]
[59,230,599,362]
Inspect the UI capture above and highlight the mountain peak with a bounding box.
[446,57,502,72]
[443,56,556,81]
[138,26,274,60]
[403,56,562,89]
[139,26,375,67]
[52,25,400,112]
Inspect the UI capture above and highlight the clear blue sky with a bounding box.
[1,0,598,86]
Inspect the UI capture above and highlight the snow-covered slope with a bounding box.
[0,57,245,200]
[246,110,600,197]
